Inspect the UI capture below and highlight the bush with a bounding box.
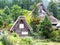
[55,36,60,42]
[30,16,40,37]
[11,33,19,37]
[0,42,3,45]
[0,33,34,45]
[50,30,60,42]
[21,37,33,44]
[55,30,60,42]
[1,35,14,45]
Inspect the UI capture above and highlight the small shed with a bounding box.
[10,16,31,36]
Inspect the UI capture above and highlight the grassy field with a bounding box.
[33,39,60,45]
[34,42,60,45]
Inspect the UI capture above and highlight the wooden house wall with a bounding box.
[12,19,29,36]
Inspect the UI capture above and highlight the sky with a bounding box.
[42,0,50,8]
[48,0,51,2]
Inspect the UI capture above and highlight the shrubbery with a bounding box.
[0,42,3,45]
[30,16,52,39]
[0,30,60,45]
[0,33,34,45]
[50,30,60,42]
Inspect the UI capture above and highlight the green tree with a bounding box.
[11,5,22,21]
[48,1,58,18]
[0,0,42,9]
[30,16,40,32]
[3,6,10,15]
[0,10,8,28]
[0,20,3,27]
[4,0,12,8]
[57,3,60,20]
[30,16,40,37]
[0,0,12,8]
[39,16,52,38]
[0,0,5,8]
[34,0,42,3]
[12,0,19,5]
[32,2,39,16]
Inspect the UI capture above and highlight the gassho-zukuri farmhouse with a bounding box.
[10,16,31,36]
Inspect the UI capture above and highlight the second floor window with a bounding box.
[19,24,24,29]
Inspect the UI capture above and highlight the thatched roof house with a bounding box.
[37,3,60,29]
[10,16,31,36]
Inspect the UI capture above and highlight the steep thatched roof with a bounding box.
[37,2,59,24]
[10,16,31,31]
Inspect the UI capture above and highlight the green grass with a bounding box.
[33,39,60,45]
[34,42,60,45]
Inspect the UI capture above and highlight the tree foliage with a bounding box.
[30,16,40,37]
[0,0,42,10]
[48,1,58,18]
[3,6,10,15]
[38,16,52,38]
[11,5,22,21]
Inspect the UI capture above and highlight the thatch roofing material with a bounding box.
[10,16,31,31]
[49,15,59,24]
[37,3,59,24]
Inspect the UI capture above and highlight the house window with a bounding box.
[22,31,28,35]
[19,24,24,28]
